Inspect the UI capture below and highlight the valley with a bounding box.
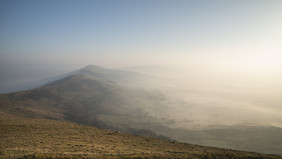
[1,65,282,156]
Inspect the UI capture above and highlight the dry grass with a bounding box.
[0,115,281,159]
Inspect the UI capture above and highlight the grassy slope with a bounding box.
[1,115,281,159]
[0,74,164,124]
[1,74,282,156]
[0,74,168,137]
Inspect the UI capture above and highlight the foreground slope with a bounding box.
[1,115,281,159]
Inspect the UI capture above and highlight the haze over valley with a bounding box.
[1,65,282,155]
[1,0,282,157]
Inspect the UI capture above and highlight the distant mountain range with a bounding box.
[1,65,282,155]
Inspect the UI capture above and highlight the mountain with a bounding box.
[76,65,163,88]
[0,65,169,138]
[1,115,281,159]
[1,65,282,155]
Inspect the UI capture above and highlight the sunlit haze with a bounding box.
[1,0,282,127]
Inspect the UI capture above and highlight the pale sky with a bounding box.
[1,0,282,92]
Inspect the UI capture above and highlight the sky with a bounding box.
[1,0,282,93]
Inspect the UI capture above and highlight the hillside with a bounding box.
[0,72,167,136]
[1,115,281,159]
[1,65,282,155]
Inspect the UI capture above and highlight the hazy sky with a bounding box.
[1,0,282,92]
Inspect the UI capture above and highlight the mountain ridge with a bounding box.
[0,69,169,139]
[1,65,282,155]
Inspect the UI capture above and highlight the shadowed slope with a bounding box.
[1,65,282,155]
[0,73,168,137]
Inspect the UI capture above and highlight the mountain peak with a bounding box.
[82,65,107,70]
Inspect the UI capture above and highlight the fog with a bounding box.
[1,55,282,129]
[0,63,83,93]
[120,59,282,130]
[1,0,282,155]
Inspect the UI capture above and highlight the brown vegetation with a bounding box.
[1,115,281,159]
